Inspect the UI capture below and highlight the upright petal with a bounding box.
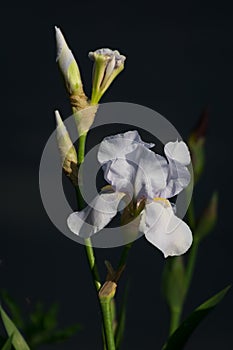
[133,147,168,199]
[67,191,125,238]
[98,130,154,165]
[164,140,191,166]
[139,200,192,257]
[158,140,191,198]
[101,141,168,198]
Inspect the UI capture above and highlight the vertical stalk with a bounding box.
[117,243,132,269]
[84,237,101,291]
[100,299,116,350]
[76,131,101,292]
[76,129,116,349]
[185,238,199,291]
[169,308,182,335]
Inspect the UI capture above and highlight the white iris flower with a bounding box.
[67,131,193,257]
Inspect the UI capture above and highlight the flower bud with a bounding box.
[188,109,208,183]
[55,110,78,185]
[55,27,88,110]
[88,48,126,104]
[195,191,218,242]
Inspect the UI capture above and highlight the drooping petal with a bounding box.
[139,200,192,257]
[67,191,125,238]
[98,130,154,165]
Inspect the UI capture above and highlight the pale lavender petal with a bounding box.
[97,130,154,165]
[139,201,192,257]
[67,191,125,238]
[164,140,191,166]
[157,140,191,198]
[158,160,191,198]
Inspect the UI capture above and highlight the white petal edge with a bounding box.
[67,191,125,238]
[164,140,191,166]
[98,130,154,165]
[139,201,192,257]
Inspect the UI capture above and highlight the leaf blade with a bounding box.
[1,335,13,350]
[0,305,30,350]
[162,285,231,350]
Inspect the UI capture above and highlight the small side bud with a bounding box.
[195,191,218,241]
[89,48,126,104]
[55,110,78,185]
[188,109,209,183]
[55,27,88,110]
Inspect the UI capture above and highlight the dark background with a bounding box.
[1,0,233,349]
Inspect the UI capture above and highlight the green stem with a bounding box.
[75,131,101,292]
[100,299,116,350]
[185,195,199,293]
[118,243,132,269]
[77,133,87,164]
[185,238,199,292]
[169,308,182,335]
[84,238,101,291]
[186,197,195,231]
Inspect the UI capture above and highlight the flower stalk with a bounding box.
[99,282,117,350]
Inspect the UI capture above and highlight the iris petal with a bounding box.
[164,140,191,166]
[158,140,191,198]
[67,191,125,238]
[98,130,154,165]
[139,200,192,257]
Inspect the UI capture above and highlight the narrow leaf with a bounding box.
[162,285,231,350]
[0,290,24,329]
[0,305,30,350]
[0,337,6,348]
[115,283,129,350]
[1,335,13,350]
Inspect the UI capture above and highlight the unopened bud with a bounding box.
[188,109,209,183]
[55,27,88,110]
[55,110,78,184]
[89,48,126,104]
[195,191,218,241]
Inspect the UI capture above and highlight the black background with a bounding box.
[1,0,233,349]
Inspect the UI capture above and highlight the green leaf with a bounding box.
[43,303,58,330]
[0,336,6,348]
[27,321,81,347]
[0,290,24,329]
[162,285,231,350]
[1,335,13,350]
[0,305,30,350]
[115,283,129,350]
[45,324,82,344]
[28,302,44,328]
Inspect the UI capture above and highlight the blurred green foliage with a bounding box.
[0,291,81,350]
